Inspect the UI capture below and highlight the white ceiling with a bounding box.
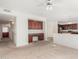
[0,0,78,21]
[0,14,15,21]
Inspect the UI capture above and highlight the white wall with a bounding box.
[9,23,14,40]
[47,21,58,37]
[15,14,28,47]
[0,25,2,40]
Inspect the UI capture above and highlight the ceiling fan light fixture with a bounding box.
[46,5,53,10]
[47,2,52,5]
[11,21,15,24]
[46,0,53,10]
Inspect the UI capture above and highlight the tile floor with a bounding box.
[0,40,78,59]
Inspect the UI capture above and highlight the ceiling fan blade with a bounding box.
[35,0,62,8]
[37,2,46,6]
[34,0,46,3]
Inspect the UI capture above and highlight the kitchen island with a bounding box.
[53,33,78,49]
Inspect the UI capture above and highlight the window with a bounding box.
[2,27,9,32]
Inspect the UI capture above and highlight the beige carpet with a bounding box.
[0,41,78,59]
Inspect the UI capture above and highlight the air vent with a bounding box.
[4,9,11,12]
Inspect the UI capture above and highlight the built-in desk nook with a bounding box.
[28,33,44,43]
[28,19,44,43]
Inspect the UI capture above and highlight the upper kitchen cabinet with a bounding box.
[58,23,78,34]
[28,19,43,29]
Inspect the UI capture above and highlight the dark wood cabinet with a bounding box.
[38,33,44,41]
[2,32,9,38]
[28,35,33,43]
[28,19,43,29]
[60,24,77,30]
[58,23,78,34]
[71,24,77,29]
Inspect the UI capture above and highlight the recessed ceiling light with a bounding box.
[12,21,15,24]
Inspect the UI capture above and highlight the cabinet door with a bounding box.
[28,20,33,29]
[37,22,43,29]
[37,22,40,29]
[38,33,44,41]
[31,21,34,29]
[40,22,43,29]
[35,21,37,29]
[2,32,9,38]
[28,35,32,43]
[72,24,77,29]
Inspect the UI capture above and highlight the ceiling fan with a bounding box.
[46,0,54,10]
[35,0,61,10]
[36,0,55,10]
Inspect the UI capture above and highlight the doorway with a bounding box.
[2,26,9,38]
[0,13,16,47]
